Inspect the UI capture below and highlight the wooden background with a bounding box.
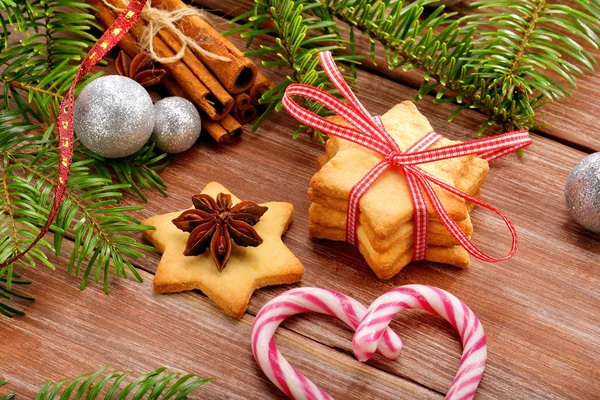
[1,0,599,398]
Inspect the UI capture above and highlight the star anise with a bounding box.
[115,51,166,87]
[172,193,268,272]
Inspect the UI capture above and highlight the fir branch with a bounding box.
[226,0,360,140]
[236,0,600,134]
[84,143,169,202]
[0,378,14,400]
[0,269,34,318]
[0,0,170,316]
[5,366,213,399]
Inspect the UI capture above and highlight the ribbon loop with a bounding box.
[283,51,532,265]
[283,85,396,156]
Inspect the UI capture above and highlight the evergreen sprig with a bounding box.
[0,366,213,399]
[0,268,34,318]
[233,0,600,134]
[0,378,14,400]
[225,0,361,140]
[0,1,169,316]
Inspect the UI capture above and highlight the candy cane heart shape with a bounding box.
[251,288,404,400]
[353,285,487,400]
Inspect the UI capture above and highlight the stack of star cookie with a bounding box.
[308,101,489,280]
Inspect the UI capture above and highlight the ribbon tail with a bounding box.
[392,131,532,165]
[409,166,518,262]
[477,130,530,161]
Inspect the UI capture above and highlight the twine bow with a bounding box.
[282,51,532,262]
[103,0,230,63]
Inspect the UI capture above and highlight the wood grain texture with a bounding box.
[0,241,439,399]
[1,2,600,400]
[196,0,600,152]
[111,65,599,399]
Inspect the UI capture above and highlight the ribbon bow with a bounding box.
[282,51,532,262]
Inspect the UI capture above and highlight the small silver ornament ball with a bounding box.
[565,152,600,232]
[150,97,202,154]
[74,75,154,158]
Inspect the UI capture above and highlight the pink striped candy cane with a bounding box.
[353,285,487,400]
[251,288,403,400]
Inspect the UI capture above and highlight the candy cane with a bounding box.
[353,285,487,400]
[251,288,403,400]
[252,285,487,400]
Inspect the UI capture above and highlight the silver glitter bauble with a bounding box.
[565,152,600,232]
[74,75,155,158]
[150,97,202,154]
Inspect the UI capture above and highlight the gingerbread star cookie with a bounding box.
[143,182,304,318]
[308,101,490,279]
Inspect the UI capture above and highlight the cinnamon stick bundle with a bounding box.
[93,0,232,121]
[88,0,250,142]
[249,71,272,105]
[158,28,233,117]
[151,0,258,94]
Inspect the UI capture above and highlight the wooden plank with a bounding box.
[1,4,599,400]
[0,240,440,399]
[196,0,600,151]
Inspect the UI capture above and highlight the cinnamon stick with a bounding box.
[216,114,243,142]
[232,105,257,125]
[234,93,252,111]
[108,0,232,120]
[203,115,243,143]
[151,0,258,94]
[158,28,234,117]
[162,75,191,99]
[249,71,272,105]
[164,77,242,143]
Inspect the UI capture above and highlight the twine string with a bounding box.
[103,0,230,63]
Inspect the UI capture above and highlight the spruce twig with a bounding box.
[0,366,213,399]
[0,0,170,316]
[232,0,600,134]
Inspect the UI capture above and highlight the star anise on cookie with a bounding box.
[115,51,166,87]
[172,193,268,272]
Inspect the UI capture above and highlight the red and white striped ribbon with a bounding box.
[282,51,532,262]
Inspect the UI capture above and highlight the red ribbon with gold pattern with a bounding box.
[0,0,149,269]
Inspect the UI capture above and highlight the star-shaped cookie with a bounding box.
[142,182,304,318]
[310,102,487,237]
[308,101,490,279]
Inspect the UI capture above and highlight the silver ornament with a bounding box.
[150,97,202,154]
[565,152,600,232]
[74,75,155,158]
